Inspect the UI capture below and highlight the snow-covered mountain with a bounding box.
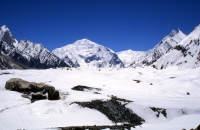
[129,29,186,67]
[0,25,71,69]
[53,38,124,68]
[153,24,200,69]
[117,49,146,67]
[0,50,30,69]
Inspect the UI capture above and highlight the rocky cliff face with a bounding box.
[0,51,30,69]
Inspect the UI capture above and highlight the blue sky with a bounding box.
[1,0,200,52]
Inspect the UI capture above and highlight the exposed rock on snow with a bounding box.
[73,98,145,125]
[5,78,60,102]
[110,95,133,104]
[58,124,137,129]
[133,79,141,83]
[196,124,200,130]
[71,85,101,92]
[31,93,47,102]
[5,78,38,93]
[0,71,12,75]
[48,90,59,100]
[150,107,167,118]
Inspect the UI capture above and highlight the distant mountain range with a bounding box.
[117,29,186,68]
[0,24,200,70]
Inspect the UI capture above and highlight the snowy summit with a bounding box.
[53,38,124,68]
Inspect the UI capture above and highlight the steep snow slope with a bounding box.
[153,24,200,69]
[130,29,186,67]
[0,67,200,129]
[0,25,70,69]
[53,38,124,68]
[15,39,70,68]
[117,49,146,67]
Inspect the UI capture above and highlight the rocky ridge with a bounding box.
[0,25,71,69]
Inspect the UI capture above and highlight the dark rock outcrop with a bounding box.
[150,107,167,118]
[5,78,38,93]
[58,124,138,130]
[72,85,101,92]
[0,51,30,69]
[31,93,47,103]
[196,124,200,130]
[174,45,187,57]
[133,80,141,83]
[48,90,59,100]
[5,78,60,102]
[73,98,144,126]
[41,85,55,94]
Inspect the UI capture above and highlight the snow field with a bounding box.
[0,67,200,129]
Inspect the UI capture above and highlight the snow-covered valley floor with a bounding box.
[0,67,200,130]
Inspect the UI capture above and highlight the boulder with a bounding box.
[41,85,55,94]
[196,124,200,130]
[36,83,49,91]
[29,82,39,92]
[5,78,38,93]
[31,93,47,103]
[5,78,60,102]
[48,90,59,100]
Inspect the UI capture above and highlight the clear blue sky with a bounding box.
[1,0,200,52]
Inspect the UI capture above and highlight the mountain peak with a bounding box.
[153,24,200,69]
[82,38,89,41]
[53,39,124,68]
[169,30,177,37]
[78,38,91,42]
[74,38,97,46]
[177,28,185,35]
[1,25,9,32]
